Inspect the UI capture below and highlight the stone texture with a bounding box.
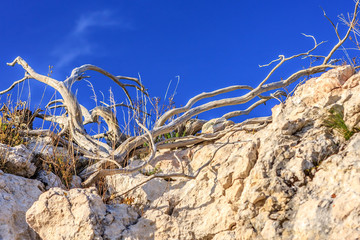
[36,169,65,190]
[26,187,139,240]
[26,187,107,240]
[0,143,36,177]
[0,170,43,240]
[103,204,139,239]
[202,117,234,133]
[105,172,169,206]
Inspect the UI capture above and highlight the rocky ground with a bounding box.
[1,65,360,239]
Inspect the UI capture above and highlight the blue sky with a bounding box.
[0,0,358,131]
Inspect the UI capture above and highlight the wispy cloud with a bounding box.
[51,10,132,70]
[73,10,121,35]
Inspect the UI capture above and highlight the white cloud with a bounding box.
[73,10,119,35]
[52,44,91,70]
[51,10,132,70]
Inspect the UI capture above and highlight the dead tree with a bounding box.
[1,0,358,187]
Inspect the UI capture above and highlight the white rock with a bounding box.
[0,171,43,240]
[202,117,234,133]
[26,187,140,240]
[105,173,168,206]
[36,169,65,190]
[26,187,106,240]
[103,204,139,239]
[0,143,36,177]
[70,175,83,189]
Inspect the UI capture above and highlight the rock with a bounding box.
[286,133,360,239]
[36,169,65,190]
[202,117,234,133]
[140,148,192,175]
[26,187,106,240]
[70,175,82,189]
[292,65,354,107]
[26,187,139,240]
[0,170,43,240]
[121,134,248,239]
[103,204,139,239]
[105,173,168,206]
[26,137,68,158]
[176,118,207,136]
[0,143,37,177]
[119,66,360,239]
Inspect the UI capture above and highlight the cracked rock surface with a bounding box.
[0,170,43,240]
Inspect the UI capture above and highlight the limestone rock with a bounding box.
[26,187,106,240]
[105,173,168,206]
[36,169,65,190]
[202,117,234,133]
[292,65,354,107]
[119,66,360,239]
[103,204,139,239]
[26,137,68,158]
[0,170,43,240]
[0,143,36,177]
[70,175,83,188]
[26,187,139,240]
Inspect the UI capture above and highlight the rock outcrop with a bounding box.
[26,187,139,240]
[0,143,37,177]
[0,170,43,240]
[3,65,360,239]
[115,66,360,239]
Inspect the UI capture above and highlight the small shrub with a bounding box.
[0,100,38,147]
[323,107,358,140]
[41,152,77,189]
[0,118,24,146]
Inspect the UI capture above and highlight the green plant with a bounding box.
[140,165,162,176]
[323,107,358,140]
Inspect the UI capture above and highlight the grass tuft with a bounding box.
[323,106,358,140]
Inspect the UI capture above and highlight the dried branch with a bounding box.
[258,34,325,88]
[90,106,127,145]
[323,0,359,64]
[321,7,341,40]
[6,57,113,156]
[0,75,32,95]
[82,119,156,187]
[64,64,147,107]
[222,90,286,119]
[112,131,242,198]
[155,85,254,128]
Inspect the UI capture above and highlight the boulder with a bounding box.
[202,117,234,133]
[26,187,139,240]
[36,169,65,190]
[26,187,106,240]
[0,143,36,177]
[0,170,43,240]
